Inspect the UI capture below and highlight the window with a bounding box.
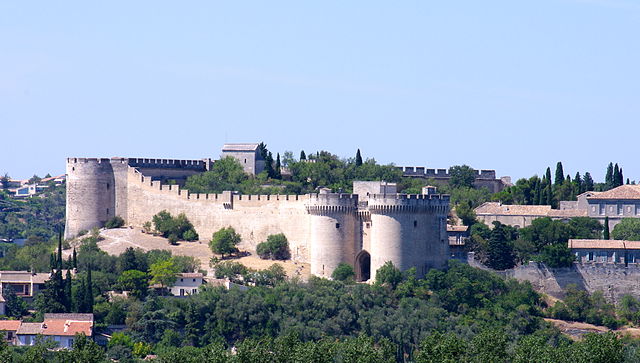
[193,278,196,282]
[413,220,418,228]
[180,278,183,282]
[192,288,198,294]
[106,183,110,190]
[180,289,185,296]
[67,338,74,348]
[618,204,623,215]
[106,208,109,215]
[599,204,605,215]
[588,252,594,261]
[335,223,340,229]
[366,223,370,228]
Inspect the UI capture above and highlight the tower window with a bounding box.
[106,183,110,190]
[414,220,418,228]
[106,208,109,215]
[335,223,340,229]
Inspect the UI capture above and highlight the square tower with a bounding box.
[221,143,265,176]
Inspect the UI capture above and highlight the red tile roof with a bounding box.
[0,320,21,331]
[587,185,640,200]
[568,239,640,250]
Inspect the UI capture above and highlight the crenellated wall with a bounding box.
[66,156,453,280]
[368,194,450,279]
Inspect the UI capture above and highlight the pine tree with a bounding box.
[274,153,282,179]
[584,172,594,192]
[554,162,565,186]
[603,216,610,240]
[355,149,363,167]
[605,162,614,190]
[299,150,306,160]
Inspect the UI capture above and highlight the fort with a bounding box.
[65,153,450,281]
[397,166,511,193]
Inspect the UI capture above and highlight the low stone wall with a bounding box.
[467,254,640,303]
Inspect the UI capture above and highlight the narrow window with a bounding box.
[244,159,247,163]
[335,223,340,229]
[413,220,418,228]
[106,208,109,215]
[193,278,196,282]
[366,223,370,228]
[106,183,110,190]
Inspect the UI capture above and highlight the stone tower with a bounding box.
[368,194,450,280]
[65,158,116,239]
[306,193,360,278]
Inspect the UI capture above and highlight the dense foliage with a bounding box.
[256,233,290,260]
[0,183,65,240]
[209,227,241,258]
[151,210,199,244]
[611,218,640,241]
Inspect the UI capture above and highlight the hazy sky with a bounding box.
[1,1,639,181]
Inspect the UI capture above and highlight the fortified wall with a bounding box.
[65,158,451,280]
[398,166,511,193]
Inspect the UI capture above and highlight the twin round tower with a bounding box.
[65,146,450,281]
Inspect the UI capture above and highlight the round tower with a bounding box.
[306,193,359,278]
[64,158,116,239]
[368,194,450,280]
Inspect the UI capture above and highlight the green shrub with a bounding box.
[332,263,355,282]
[151,210,198,242]
[105,216,125,229]
[256,233,290,260]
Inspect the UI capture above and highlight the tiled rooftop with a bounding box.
[587,185,640,200]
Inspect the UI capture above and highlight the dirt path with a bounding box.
[80,228,310,280]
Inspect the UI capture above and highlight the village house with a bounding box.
[11,313,93,348]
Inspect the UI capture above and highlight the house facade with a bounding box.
[12,313,93,348]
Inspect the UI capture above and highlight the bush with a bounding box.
[105,216,125,229]
[256,234,290,260]
[210,227,241,259]
[331,263,355,282]
[150,210,198,242]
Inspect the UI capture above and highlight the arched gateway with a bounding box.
[355,250,371,282]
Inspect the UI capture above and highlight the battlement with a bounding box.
[126,158,207,171]
[67,158,112,164]
[367,193,450,213]
[306,193,359,214]
[398,167,497,179]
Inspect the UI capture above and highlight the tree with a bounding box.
[611,218,640,241]
[574,172,583,195]
[2,286,28,318]
[538,243,574,268]
[274,153,282,179]
[184,156,248,193]
[486,222,516,270]
[606,162,614,190]
[331,263,355,282]
[448,165,476,189]
[583,172,594,192]
[85,267,94,313]
[0,173,9,189]
[72,248,77,270]
[265,151,275,178]
[256,233,290,260]
[613,163,621,188]
[149,259,179,290]
[64,270,72,312]
[604,216,611,240]
[209,227,241,259]
[375,261,403,288]
[618,166,624,187]
[554,162,565,186]
[299,150,306,160]
[455,201,477,226]
[355,149,363,167]
[118,270,149,299]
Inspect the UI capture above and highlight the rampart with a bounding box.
[398,167,497,179]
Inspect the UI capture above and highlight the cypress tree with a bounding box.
[50,253,56,271]
[605,162,614,189]
[264,152,275,178]
[534,179,542,205]
[545,168,553,206]
[355,149,363,167]
[75,278,86,312]
[627,178,631,185]
[619,167,624,187]
[274,153,282,179]
[613,164,621,188]
[72,248,77,270]
[57,231,63,271]
[554,162,565,186]
[64,270,72,312]
[300,150,306,160]
[86,267,94,313]
[574,172,583,194]
[584,172,594,192]
[603,216,610,240]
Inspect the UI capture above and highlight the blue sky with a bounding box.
[1,1,639,182]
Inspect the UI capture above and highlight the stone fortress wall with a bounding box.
[397,166,511,193]
[65,157,451,280]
